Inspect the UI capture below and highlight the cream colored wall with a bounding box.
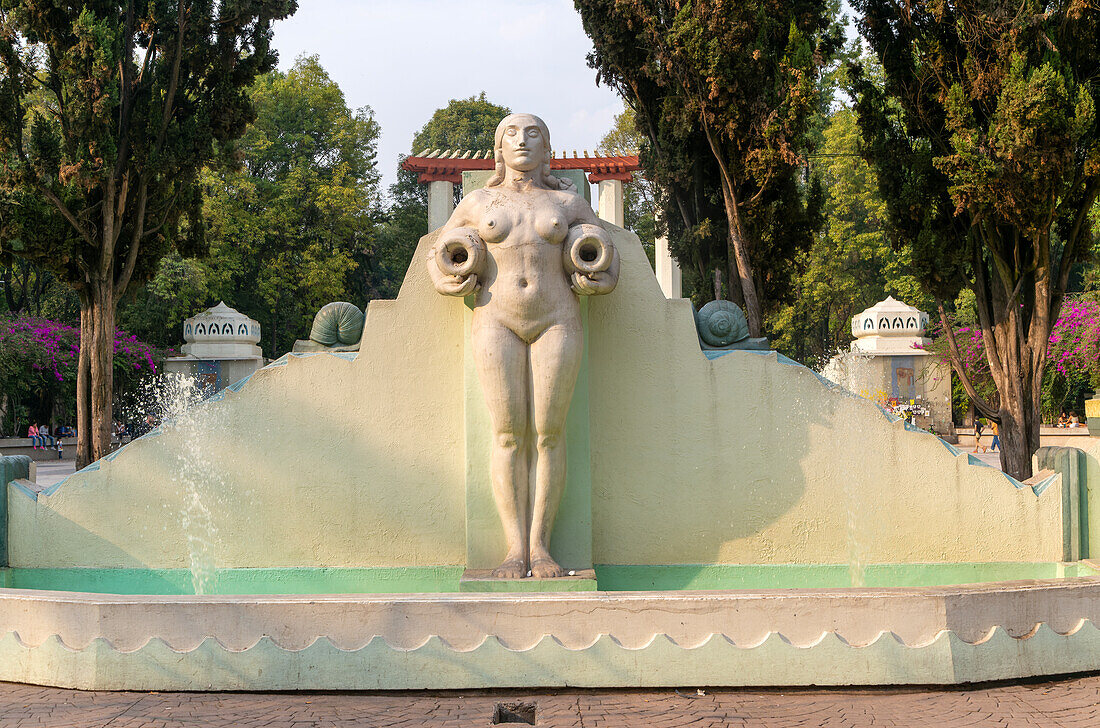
[586,229,1063,565]
[10,235,468,568]
[1082,438,1100,558]
[8,226,1066,569]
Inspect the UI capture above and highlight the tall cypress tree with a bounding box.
[576,0,842,333]
[850,0,1100,478]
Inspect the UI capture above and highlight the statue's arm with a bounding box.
[563,195,619,296]
[427,194,487,297]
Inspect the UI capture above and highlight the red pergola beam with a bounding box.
[401,154,640,185]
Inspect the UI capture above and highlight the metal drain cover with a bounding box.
[491,701,536,725]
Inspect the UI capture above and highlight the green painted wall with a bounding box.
[0,455,31,566]
[1,562,1091,595]
[462,169,591,202]
[1036,446,1088,559]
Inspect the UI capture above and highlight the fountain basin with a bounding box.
[4,572,1100,690]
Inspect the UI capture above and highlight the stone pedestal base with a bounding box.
[459,568,597,592]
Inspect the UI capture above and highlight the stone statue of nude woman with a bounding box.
[426,113,619,578]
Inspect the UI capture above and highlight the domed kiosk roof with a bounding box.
[181,302,261,359]
[850,296,931,354]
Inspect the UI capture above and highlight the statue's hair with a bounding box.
[485,113,574,191]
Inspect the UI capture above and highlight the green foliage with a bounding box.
[410,92,507,154]
[0,314,161,435]
[849,0,1100,476]
[200,55,381,357]
[771,104,928,365]
[116,252,210,349]
[0,0,298,294]
[577,0,843,331]
[0,0,297,460]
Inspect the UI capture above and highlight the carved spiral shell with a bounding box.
[309,302,365,346]
[695,300,750,347]
[564,224,613,275]
[434,227,486,278]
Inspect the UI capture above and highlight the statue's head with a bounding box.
[486,113,569,190]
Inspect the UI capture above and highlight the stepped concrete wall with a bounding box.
[6,226,1066,569]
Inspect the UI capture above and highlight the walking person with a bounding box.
[55,437,64,460]
[989,420,999,452]
[972,418,986,453]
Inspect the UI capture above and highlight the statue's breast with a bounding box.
[477,191,569,245]
[533,205,568,244]
[478,212,512,244]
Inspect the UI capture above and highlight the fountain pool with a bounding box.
[3,216,1100,690]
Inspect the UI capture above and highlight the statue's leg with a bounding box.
[471,323,531,579]
[528,324,583,579]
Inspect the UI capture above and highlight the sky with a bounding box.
[270,0,625,191]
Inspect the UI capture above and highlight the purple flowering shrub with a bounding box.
[1047,299,1100,381]
[0,314,162,435]
[925,296,1100,422]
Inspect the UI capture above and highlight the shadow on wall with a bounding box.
[586,223,1058,570]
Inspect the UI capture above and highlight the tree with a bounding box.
[202,55,381,357]
[771,105,928,365]
[850,0,1100,478]
[0,0,297,466]
[1,259,53,315]
[577,0,842,335]
[116,252,211,349]
[373,93,509,299]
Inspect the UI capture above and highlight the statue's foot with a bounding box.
[529,555,566,579]
[490,557,527,580]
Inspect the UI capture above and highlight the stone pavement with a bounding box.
[3,673,1100,727]
[32,458,76,489]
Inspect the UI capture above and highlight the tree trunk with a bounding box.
[700,120,762,336]
[88,280,115,463]
[75,294,94,468]
[726,218,762,336]
[988,316,1045,480]
[997,396,1041,481]
[968,230,1053,481]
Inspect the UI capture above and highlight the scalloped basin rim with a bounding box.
[1,562,1097,596]
[6,567,1100,689]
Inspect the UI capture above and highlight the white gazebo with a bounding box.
[163,302,265,393]
[850,296,932,353]
[824,296,952,432]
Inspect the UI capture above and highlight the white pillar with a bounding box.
[427,180,455,231]
[596,179,624,227]
[655,219,682,299]
[651,203,677,299]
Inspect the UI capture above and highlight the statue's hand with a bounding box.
[435,273,480,297]
[427,227,486,297]
[564,223,619,296]
[570,271,616,296]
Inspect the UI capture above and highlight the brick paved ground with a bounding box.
[3,673,1100,727]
